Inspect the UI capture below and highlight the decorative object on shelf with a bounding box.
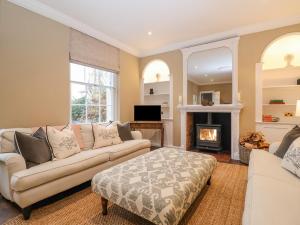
[192,95,197,105]
[201,99,214,106]
[239,132,269,164]
[149,88,154,95]
[156,73,161,82]
[263,115,272,122]
[297,79,300,85]
[284,112,294,117]
[263,114,280,122]
[269,99,285,104]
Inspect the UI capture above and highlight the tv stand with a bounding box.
[130,121,164,147]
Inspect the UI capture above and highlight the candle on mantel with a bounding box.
[238,92,241,102]
[178,95,183,105]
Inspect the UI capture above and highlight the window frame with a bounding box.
[69,62,119,124]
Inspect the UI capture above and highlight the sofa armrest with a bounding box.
[269,141,281,154]
[131,131,142,140]
[0,153,26,201]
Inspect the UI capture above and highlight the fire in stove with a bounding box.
[196,124,222,151]
[199,128,217,141]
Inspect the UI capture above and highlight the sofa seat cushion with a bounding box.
[96,139,151,161]
[243,175,300,225]
[11,150,110,192]
[248,149,300,188]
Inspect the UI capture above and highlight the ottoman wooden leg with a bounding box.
[207,176,211,185]
[101,197,108,215]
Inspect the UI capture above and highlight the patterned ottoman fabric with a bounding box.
[92,147,217,225]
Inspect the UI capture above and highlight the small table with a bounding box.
[92,147,217,225]
[130,121,164,147]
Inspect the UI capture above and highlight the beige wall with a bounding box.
[187,80,199,104]
[238,23,300,135]
[0,0,70,128]
[0,0,140,128]
[139,50,183,146]
[119,51,140,122]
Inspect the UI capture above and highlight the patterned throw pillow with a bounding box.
[92,124,122,149]
[46,125,81,159]
[281,137,300,178]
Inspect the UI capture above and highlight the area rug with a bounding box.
[4,163,248,225]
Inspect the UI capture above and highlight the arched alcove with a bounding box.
[261,33,300,70]
[256,33,300,143]
[142,60,170,83]
[140,59,173,146]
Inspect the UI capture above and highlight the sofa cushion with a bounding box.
[249,149,300,188]
[79,124,94,150]
[46,126,81,159]
[281,137,300,178]
[117,122,133,141]
[14,128,52,168]
[274,125,300,158]
[0,128,33,153]
[11,150,110,191]
[92,124,122,149]
[243,175,300,225]
[96,139,151,161]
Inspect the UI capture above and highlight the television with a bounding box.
[134,105,161,121]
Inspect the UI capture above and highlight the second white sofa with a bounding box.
[243,143,300,225]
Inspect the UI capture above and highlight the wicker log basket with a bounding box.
[239,132,269,165]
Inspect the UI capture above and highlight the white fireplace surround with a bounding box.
[178,104,243,160]
[179,37,243,160]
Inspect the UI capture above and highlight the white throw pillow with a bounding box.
[281,137,300,177]
[92,123,122,149]
[47,125,81,159]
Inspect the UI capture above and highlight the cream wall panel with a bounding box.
[0,0,70,128]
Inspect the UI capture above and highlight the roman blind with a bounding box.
[69,29,120,72]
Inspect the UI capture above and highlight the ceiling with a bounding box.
[188,47,232,85]
[9,0,300,56]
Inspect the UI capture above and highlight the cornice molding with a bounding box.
[140,15,300,57]
[8,0,140,56]
[8,0,300,58]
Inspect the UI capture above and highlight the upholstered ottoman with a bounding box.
[92,147,217,225]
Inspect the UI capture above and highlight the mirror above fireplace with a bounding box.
[187,47,233,105]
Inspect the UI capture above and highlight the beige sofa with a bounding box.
[243,143,300,225]
[0,124,151,219]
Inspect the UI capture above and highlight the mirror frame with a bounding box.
[181,37,240,106]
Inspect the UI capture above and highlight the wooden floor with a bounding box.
[0,197,19,224]
[0,149,244,224]
[189,149,239,164]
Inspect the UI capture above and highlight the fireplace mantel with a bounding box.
[178,104,243,112]
[178,104,244,160]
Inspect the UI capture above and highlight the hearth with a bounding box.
[196,124,222,151]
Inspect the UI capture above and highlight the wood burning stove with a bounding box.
[196,124,222,151]
[195,113,222,151]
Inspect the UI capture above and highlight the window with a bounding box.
[70,63,118,123]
